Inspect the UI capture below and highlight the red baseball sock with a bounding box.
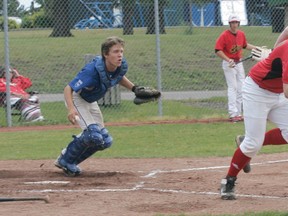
[263,128,288,146]
[227,148,251,177]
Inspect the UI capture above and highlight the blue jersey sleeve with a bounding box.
[69,61,98,93]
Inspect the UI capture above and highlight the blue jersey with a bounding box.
[69,56,128,103]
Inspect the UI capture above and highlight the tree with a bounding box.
[267,0,288,29]
[121,0,168,35]
[122,0,136,35]
[35,0,45,7]
[48,0,73,37]
[0,0,21,17]
[144,0,167,34]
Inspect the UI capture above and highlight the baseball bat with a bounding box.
[0,195,50,203]
[235,55,253,65]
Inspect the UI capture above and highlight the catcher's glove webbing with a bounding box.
[132,86,161,105]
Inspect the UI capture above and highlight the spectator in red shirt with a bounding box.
[0,66,44,122]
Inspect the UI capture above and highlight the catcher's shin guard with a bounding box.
[55,151,81,177]
[75,127,113,165]
[56,124,104,176]
[55,136,83,176]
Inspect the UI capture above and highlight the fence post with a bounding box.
[84,54,121,106]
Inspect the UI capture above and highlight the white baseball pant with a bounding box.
[72,92,104,130]
[240,76,288,158]
[222,60,245,118]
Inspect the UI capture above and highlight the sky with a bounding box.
[18,0,37,9]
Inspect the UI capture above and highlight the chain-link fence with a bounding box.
[0,0,287,127]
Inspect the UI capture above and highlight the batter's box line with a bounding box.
[18,181,146,193]
[17,159,288,200]
[19,184,288,200]
[142,159,288,178]
[142,188,288,200]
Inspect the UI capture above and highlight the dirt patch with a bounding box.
[0,154,288,216]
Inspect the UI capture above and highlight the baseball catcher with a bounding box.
[132,86,161,105]
[54,36,162,177]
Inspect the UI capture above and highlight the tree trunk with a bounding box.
[122,0,136,35]
[49,0,73,37]
[146,0,166,35]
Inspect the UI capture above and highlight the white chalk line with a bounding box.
[24,181,70,185]
[19,159,288,200]
[19,185,288,200]
[143,159,288,178]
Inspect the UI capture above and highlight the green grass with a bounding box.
[0,26,281,93]
[0,117,286,160]
[1,98,286,160]
[0,97,229,127]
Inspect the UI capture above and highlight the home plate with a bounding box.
[24,181,70,185]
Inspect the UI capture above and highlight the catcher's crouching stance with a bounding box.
[54,36,160,176]
[55,124,113,176]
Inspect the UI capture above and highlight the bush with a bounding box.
[21,9,53,28]
[21,16,34,28]
[0,17,20,31]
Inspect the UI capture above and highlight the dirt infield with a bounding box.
[0,153,288,216]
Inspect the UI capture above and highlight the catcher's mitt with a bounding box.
[132,86,161,105]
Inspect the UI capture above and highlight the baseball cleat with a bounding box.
[54,155,81,177]
[220,176,237,200]
[229,116,243,123]
[235,135,251,173]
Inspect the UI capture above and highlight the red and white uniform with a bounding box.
[215,30,247,62]
[215,30,248,118]
[0,75,32,98]
[249,40,288,93]
[239,40,288,158]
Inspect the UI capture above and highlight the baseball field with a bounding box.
[1,115,288,216]
[1,25,288,215]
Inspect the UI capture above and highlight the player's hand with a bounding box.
[228,59,236,68]
[67,111,80,125]
[251,46,272,61]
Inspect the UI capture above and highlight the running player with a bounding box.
[215,14,257,122]
[220,26,288,200]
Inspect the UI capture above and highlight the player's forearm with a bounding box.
[216,50,230,62]
[246,43,257,50]
[119,76,135,91]
[274,26,288,47]
[64,85,74,111]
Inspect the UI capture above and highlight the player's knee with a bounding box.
[82,124,104,147]
[280,129,288,143]
[241,137,262,158]
[101,127,113,149]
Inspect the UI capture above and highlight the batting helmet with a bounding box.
[228,14,240,23]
